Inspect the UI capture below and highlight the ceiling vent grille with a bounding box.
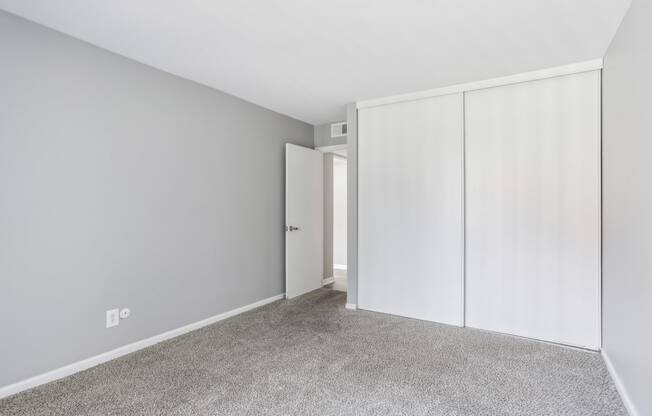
[330,122,348,138]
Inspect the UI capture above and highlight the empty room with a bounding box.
[0,1,650,415]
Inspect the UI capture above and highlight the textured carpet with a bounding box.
[0,289,626,415]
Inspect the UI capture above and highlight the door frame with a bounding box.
[316,144,347,154]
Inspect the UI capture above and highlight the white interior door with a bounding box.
[465,71,601,349]
[285,143,323,299]
[358,94,464,326]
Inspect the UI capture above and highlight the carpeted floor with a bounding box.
[0,289,626,415]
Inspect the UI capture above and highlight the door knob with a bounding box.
[285,225,300,232]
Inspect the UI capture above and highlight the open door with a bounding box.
[285,144,323,299]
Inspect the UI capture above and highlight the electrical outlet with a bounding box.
[119,308,130,319]
[106,309,119,328]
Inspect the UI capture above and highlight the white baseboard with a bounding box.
[602,350,639,416]
[345,303,357,310]
[322,276,335,285]
[333,264,347,270]
[0,293,285,400]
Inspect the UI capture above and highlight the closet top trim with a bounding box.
[355,58,603,109]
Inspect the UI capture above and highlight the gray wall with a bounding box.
[602,1,650,414]
[314,122,347,148]
[0,11,313,388]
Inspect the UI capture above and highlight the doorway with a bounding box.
[285,143,348,299]
[331,152,347,291]
[321,147,347,292]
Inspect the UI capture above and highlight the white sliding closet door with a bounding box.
[358,94,464,326]
[465,71,601,349]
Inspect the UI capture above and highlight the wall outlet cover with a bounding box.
[106,309,119,328]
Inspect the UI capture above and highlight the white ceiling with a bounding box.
[0,0,630,125]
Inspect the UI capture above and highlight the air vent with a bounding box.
[330,122,348,138]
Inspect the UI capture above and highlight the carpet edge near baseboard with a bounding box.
[602,349,639,416]
[0,293,285,400]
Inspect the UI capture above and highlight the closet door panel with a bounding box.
[358,94,464,326]
[465,71,601,349]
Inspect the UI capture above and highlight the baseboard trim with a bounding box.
[602,350,638,416]
[0,293,285,400]
[345,303,357,310]
[322,276,335,285]
[333,264,347,270]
